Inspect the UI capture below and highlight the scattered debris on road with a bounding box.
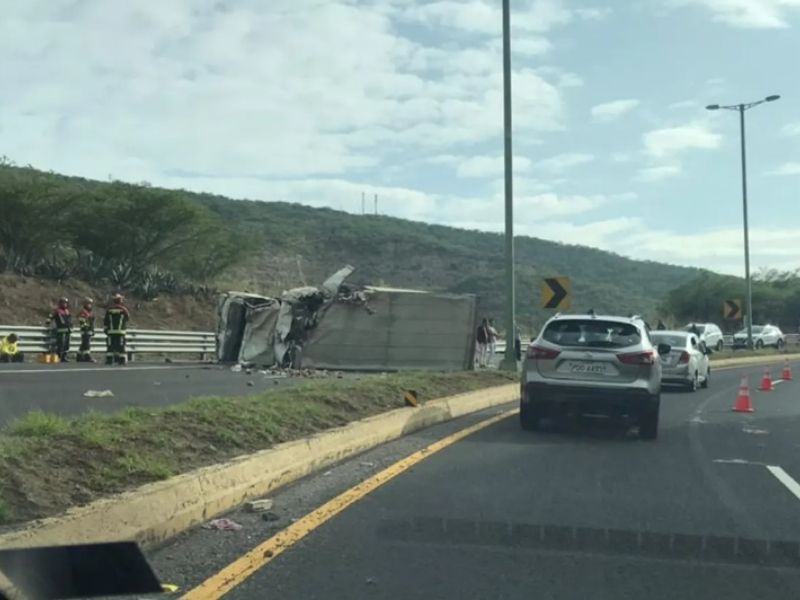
[246,498,274,512]
[246,380,255,386]
[161,584,180,594]
[83,389,114,398]
[230,364,242,372]
[261,511,280,522]
[202,518,243,531]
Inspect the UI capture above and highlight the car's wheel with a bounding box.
[688,372,698,392]
[520,402,541,431]
[701,369,709,388]
[756,339,764,350]
[639,398,660,440]
[716,340,724,352]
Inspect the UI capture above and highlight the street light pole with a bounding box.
[737,105,754,350]
[706,94,780,350]
[500,0,516,370]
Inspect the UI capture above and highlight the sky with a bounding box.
[1,0,799,275]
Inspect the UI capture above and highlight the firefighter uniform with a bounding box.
[0,334,24,363]
[104,297,130,365]
[77,299,96,362]
[48,299,72,361]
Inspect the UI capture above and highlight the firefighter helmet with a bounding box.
[84,297,94,306]
[58,297,69,307]
[112,293,124,304]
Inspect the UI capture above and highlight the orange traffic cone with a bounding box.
[733,375,754,412]
[783,359,793,381]
[760,367,774,392]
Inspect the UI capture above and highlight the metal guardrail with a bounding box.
[0,325,215,360]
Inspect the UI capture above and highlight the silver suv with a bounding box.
[520,314,665,439]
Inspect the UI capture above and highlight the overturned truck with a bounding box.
[216,266,477,371]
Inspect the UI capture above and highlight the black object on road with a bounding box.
[0,541,161,599]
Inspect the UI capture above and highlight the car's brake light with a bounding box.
[678,351,690,364]
[526,344,561,360]
[617,350,656,365]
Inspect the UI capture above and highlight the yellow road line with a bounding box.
[181,408,517,600]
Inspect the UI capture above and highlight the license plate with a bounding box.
[566,361,608,374]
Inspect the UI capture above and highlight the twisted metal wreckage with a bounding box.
[216,266,477,371]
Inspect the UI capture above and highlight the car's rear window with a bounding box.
[542,320,641,348]
[651,333,687,347]
[683,324,706,334]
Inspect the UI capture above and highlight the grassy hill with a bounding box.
[197,196,702,334]
[0,164,703,334]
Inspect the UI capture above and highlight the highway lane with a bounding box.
[146,360,800,599]
[0,363,303,427]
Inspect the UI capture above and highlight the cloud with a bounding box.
[668,0,800,29]
[766,162,800,176]
[643,123,722,158]
[611,152,632,163]
[454,154,532,178]
[781,122,800,137]
[591,99,640,122]
[0,1,571,183]
[669,99,700,110]
[534,152,595,172]
[634,165,683,182]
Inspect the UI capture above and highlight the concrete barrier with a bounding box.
[0,383,518,550]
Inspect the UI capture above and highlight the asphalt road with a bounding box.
[144,361,800,599]
[0,363,304,427]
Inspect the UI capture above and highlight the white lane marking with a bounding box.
[742,425,769,435]
[713,458,765,465]
[767,466,800,501]
[0,365,204,375]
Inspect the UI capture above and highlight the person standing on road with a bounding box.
[47,297,72,362]
[77,297,96,362]
[476,318,489,368]
[656,319,666,330]
[104,293,130,365]
[487,318,499,363]
[514,326,522,362]
[0,333,24,363]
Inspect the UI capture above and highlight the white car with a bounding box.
[651,330,710,392]
[732,325,785,350]
[683,323,724,352]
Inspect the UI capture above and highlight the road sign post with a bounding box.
[541,277,571,311]
[723,299,742,320]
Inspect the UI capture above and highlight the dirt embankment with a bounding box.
[0,274,216,330]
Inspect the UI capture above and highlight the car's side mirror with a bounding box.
[657,343,671,355]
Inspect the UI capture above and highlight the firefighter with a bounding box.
[76,297,96,362]
[0,333,24,363]
[104,293,130,365]
[47,297,72,362]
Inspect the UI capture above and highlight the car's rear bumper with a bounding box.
[522,381,658,417]
[661,364,691,384]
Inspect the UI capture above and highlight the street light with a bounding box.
[499,0,516,370]
[706,94,781,350]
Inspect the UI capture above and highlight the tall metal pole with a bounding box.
[500,0,516,370]
[739,105,754,349]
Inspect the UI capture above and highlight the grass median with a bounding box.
[0,370,515,525]
[711,348,790,360]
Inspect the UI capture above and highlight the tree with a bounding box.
[0,166,76,269]
[73,183,220,273]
